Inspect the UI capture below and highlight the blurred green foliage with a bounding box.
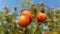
[0,0,60,34]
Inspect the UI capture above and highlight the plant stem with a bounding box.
[34,22,41,34]
[25,27,27,34]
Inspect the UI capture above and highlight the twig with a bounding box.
[25,27,27,34]
[34,22,41,34]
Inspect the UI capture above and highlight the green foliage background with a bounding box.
[0,0,60,34]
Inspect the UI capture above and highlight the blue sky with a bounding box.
[0,0,20,10]
[0,0,60,12]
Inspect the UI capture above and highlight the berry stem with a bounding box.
[34,22,41,34]
[41,8,45,13]
[25,27,27,34]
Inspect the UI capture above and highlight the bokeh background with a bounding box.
[0,0,60,34]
